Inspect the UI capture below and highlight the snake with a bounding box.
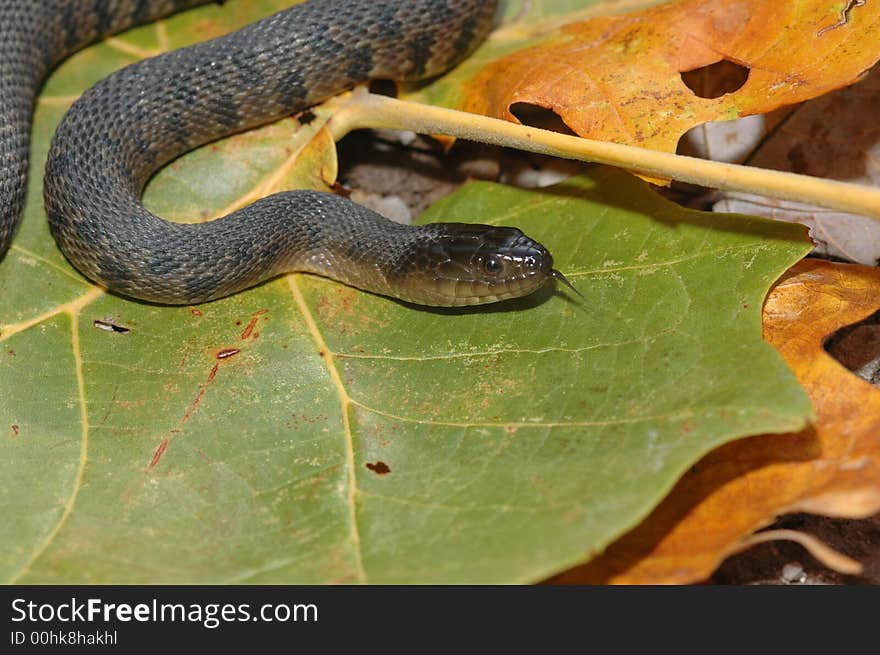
[0,0,569,306]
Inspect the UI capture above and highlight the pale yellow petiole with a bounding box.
[328,89,880,220]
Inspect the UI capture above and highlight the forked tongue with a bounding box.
[551,269,584,299]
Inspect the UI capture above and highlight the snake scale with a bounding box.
[0,0,562,306]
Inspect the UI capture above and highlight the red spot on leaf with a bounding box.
[241,319,257,340]
[180,363,219,425]
[240,309,267,340]
[191,308,203,317]
[155,335,244,468]
[147,438,169,470]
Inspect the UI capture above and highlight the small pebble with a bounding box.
[458,157,501,180]
[372,129,417,147]
[781,562,807,584]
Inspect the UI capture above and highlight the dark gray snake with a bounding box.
[0,0,562,306]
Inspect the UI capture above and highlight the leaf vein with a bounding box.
[8,309,91,583]
[287,275,367,583]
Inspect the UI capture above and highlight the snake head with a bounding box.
[405,223,556,306]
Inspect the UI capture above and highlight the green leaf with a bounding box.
[0,0,812,583]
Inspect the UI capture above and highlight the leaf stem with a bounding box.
[331,89,880,220]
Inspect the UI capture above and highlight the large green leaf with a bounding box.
[0,0,812,583]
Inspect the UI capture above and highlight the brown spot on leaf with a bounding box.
[191,308,203,317]
[365,461,391,475]
[11,424,19,437]
[216,348,240,360]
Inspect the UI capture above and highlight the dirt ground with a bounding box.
[336,126,880,585]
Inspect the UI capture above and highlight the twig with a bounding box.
[731,529,863,576]
[329,89,880,220]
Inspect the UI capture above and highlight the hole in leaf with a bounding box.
[823,309,880,386]
[93,319,130,334]
[509,103,578,136]
[681,60,750,99]
[675,113,768,162]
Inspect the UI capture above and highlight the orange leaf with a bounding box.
[463,0,880,152]
[549,259,880,584]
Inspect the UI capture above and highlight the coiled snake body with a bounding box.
[0,0,558,306]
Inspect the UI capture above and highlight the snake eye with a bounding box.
[483,255,504,275]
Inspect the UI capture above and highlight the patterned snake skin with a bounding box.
[0,0,556,305]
